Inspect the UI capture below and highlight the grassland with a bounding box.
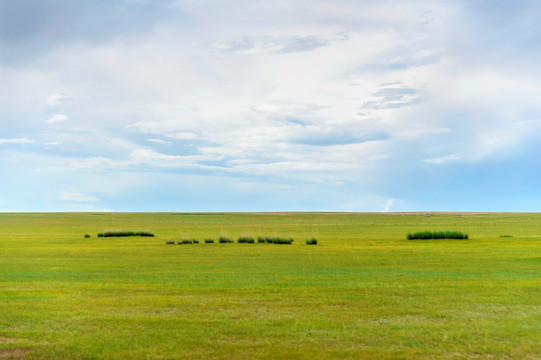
[0,212,540,359]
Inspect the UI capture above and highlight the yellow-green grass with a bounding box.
[0,212,540,359]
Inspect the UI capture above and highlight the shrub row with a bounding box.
[177,239,199,244]
[407,231,468,240]
[165,236,317,245]
[257,236,294,244]
[98,231,154,237]
[165,239,199,245]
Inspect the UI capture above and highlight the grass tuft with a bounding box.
[204,239,214,243]
[306,238,318,245]
[84,234,90,238]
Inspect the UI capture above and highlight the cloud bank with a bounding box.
[1,0,541,211]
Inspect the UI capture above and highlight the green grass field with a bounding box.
[1,212,540,359]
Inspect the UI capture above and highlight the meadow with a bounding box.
[0,212,540,359]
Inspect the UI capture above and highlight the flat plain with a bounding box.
[0,212,540,359]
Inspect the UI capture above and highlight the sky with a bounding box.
[1,0,541,212]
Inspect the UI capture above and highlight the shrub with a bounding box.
[137,231,155,237]
[166,234,311,245]
[500,234,513,238]
[272,237,293,244]
[97,231,154,238]
[219,236,232,243]
[84,234,90,238]
[165,241,175,245]
[257,236,294,244]
[238,236,255,243]
[407,231,468,240]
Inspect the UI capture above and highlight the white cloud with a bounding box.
[46,93,70,106]
[46,114,69,124]
[2,0,541,211]
[147,138,171,144]
[397,124,451,138]
[0,138,33,145]
[423,154,460,164]
[60,191,100,202]
[69,157,114,169]
[214,34,343,55]
[128,148,222,168]
[165,132,198,140]
[513,119,537,126]
[382,199,395,212]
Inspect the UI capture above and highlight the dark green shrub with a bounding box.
[137,231,154,237]
[238,236,255,243]
[306,238,317,245]
[205,239,214,243]
[257,236,294,244]
[272,237,293,244]
[165,241,175,245]
[97,231,154,238]
[219,236,232,243]
[499,234,513,238]
[407,231,468,240]
[182,239,193,244]
[84,234,90,238]
[193,239,199,244]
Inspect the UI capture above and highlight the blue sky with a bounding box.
[1,0,541,212]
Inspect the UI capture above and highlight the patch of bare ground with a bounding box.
[0,338,30,359]
[0,348,29,359]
